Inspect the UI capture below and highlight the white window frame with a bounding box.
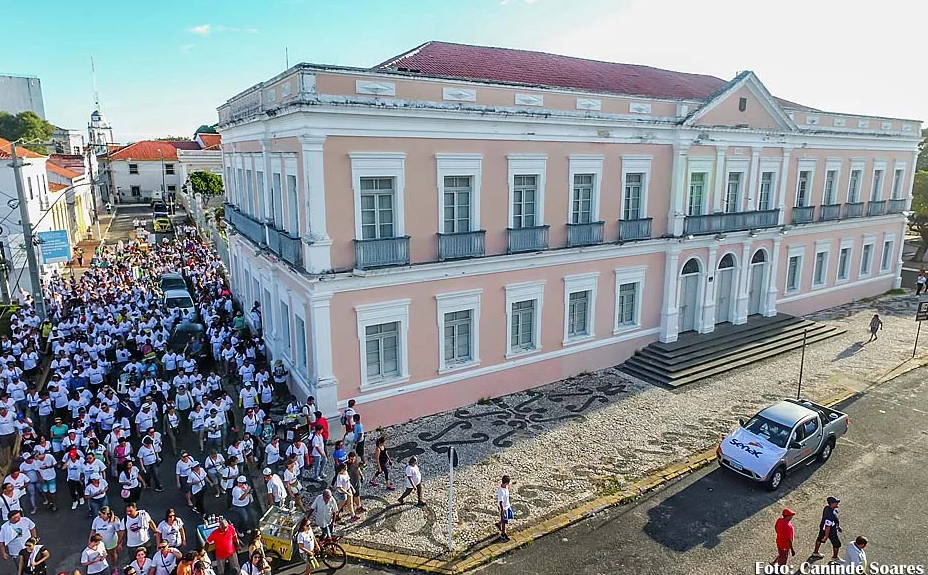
[880,233,896,273]
[758,158,780,211]
[891,160,907,200]
[686,158,713,216]
[613,266,647,334]
[568,155,604,224]
[355,299,411,389]
[279,299,292,354]
[620,155,651,221]
[860,234,875,278]
[795,159,816,208]
[504,280,545,359]
[786,245,805,293]
[562,272,599,345]
[823,159,842,205]
[435,289,481,374]
[508,155,547,228]
[283,155,300,235]
[870,160,887,202]
[436,154,482,233]
[847,159,865,203]
[836,238,853,283]
[723,158,749,214]
[294,313,308,373]
[350,152,407,240]
[812,241,831,289]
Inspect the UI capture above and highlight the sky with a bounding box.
[1,0,924,142]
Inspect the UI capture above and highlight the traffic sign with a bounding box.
[917,301,928,322]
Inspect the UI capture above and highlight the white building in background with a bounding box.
[177,132,223,184]
[88,109,114,153]
[48,127,84,156]
[46,160,94,245]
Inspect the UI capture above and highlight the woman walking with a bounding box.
[868,313,883,342]
[119,460,145,505]
[369,437,394,490]
[156,509,185,549]
[90,506,122,570]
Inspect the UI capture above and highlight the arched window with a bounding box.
[718,254,735,269]
[751,250,767,264]
[682,258,701,275]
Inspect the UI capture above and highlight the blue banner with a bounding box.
[37,230,72,264]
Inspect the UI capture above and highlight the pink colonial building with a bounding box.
[216,41,921,424]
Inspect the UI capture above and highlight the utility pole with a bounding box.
[0,242,10,305]
[8,143,47,319]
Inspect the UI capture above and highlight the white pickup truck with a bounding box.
[717,398,849,491]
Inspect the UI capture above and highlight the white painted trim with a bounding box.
[576,98,601,111]
[836,238,854,283]
[823,159,842,205]
[880,233,896,272]
[614,266,647,334]
[811,243,830,289]
[355,299,411,390]
[435,153,483,232]
[777,272,894,304]
[621,155,652,220]
[686,157,714,215]
[629,102,652,115]
[507,154,547,227]
[338,326,661,409]
[859,236,875,279]
[515,93,544,107]
[562,272,600,345]
[568,155,604,223]
[349,152,407,239]
[796,159,817,208]
[890,160,907,199]
[785,245,806,293]
[683,72,798,132]
[355,80,395,96]
[723,158,750,212]
[757,158,781,210]
[442,88,476,102]
[870,161,887,201]
[435,289,482,373]
[505,280,546,358]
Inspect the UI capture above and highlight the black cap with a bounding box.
[826,496,840,504]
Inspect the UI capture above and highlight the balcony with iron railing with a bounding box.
[354,236,410,269]
[224,205,266,246]
[617,218,653,241]
[867,200,886,216]
[437,230,486,261]
[566,221,604,247]
[278,232,304,269]
[844,202,864,218]
[887,198,907,214]
[791,205,816,224]
[819,204,841,222]
[683,210,779,235]
[507,225,550,254]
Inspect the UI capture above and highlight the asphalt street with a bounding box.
[329,363,928,575]
[35,204,260,573]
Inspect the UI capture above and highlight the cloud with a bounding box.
[189,23,258,36]
[179,44,194,53]
[499,0,538,4]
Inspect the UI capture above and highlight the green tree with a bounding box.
[194,124,217,135]
[918,129,928,172]
[155,135,187,141]
[909,171,928,261]
[189,171,224,196]
[0,111,54,153]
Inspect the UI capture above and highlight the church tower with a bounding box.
[88,109,114,152]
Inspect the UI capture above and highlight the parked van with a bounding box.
[159,273,187,292]
[163,289,196,320]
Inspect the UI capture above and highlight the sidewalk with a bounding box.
[315,290,925,567]
[63,210,116,276]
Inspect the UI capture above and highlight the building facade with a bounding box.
[216,42,921,425]
[48,127,85,156]
[0,74,45,119]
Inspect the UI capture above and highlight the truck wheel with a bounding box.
[818,439,835,462]
[767,466,785,491]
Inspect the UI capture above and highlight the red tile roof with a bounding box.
[197,133,221,150]
[375,41,806,107]
[109,141,182,161]
[46,162,81,180]
[0,137,46,159]
[48,182,69,192]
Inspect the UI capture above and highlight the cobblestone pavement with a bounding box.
[312,292,922,557]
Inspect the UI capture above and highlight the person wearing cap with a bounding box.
[812,496,842,560]
[84,473,110,517]
[772,508,796,566]
[263,468,287,508]
[229,475,252,532]
[238,381,258,411]
[61,445,87,510]
[175,453,196,509]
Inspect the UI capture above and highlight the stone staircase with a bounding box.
[620,313,845,388]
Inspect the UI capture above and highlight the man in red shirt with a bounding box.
[315,411,329,442]
[773,508,796,566]
[205,518,240,575]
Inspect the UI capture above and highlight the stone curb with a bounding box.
[342,387,860,574]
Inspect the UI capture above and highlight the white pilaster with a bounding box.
[734,240,752,324]
[906,150,919,211]
[700,245,718,332]
[298,135,332,273]
[228,144,238,206]
[668,143,690,236]
[776,148,793,225]
[765,236,782,316]
[659,247,682,343]
[260,140,274,225]
[747,147,762,212]
[309,292,338,416]
[711,146,727,213]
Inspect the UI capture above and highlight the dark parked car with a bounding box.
[168,322,206,357]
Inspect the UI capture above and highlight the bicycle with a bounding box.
[314,534,347,570]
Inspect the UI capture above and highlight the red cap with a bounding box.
[782,509,796,517]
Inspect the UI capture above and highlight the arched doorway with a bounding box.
[748,249,768,316]
[715,253,737,324]
[679,257,702,332]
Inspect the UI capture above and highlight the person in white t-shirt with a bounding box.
[123,502,156,551]
[495,475,513,539]
[263,468,287,508]
[155,508,185,549]
[0,510,36,560]
[90,506,123,569]
[282,458,305,511]
[81,533,109,575]
[187,464,208,515]
[229,476,252,532]
[398,456,424,506]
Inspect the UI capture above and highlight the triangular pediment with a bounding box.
[683,72,797,131]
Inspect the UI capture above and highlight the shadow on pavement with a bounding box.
[642,462,820,552]
[833,341,866,361]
